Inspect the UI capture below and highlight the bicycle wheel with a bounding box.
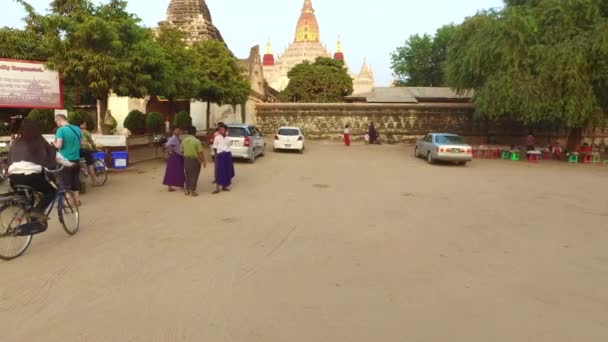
[0,205,32,260]
[94,160,108,186]
[58,192,79,235]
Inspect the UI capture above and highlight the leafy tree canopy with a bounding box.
[391,25,457,87]
[191,40,250,129]
[18,0,168,132]
[280,57,353,103]
[445,0,608,127]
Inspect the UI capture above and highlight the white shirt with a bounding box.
[344,128,350,134]
[213,134,231,154]
[8,152,74,175]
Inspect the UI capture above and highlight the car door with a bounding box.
[420,134,431,155]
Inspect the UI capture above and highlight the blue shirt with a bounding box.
[56,125,82,161]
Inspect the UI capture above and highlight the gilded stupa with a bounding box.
[263,0,375,94]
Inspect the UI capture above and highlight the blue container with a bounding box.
[92,151,105,162]
[111,151,128,169]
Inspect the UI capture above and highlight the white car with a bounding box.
[274,127,305,152]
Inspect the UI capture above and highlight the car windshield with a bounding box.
[278,129,300,136]
[228,127,247,138]
[435,135,465,144]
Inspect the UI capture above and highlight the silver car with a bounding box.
[226,124,266,163]
[415,133,473,165]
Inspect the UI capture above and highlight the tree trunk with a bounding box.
[206,100,211,130]
[98,93,110,134]
[567,127,583,152]
[240,103,246,124]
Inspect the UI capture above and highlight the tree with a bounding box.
[0,27,50,60]
[192,40,250,130]
[280,57,353,103]
[446,0,608,130]
[154,26,201,115]
[19,0,168,133]
[68,110,94,130]
[391,25,457,87]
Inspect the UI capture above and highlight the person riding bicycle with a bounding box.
[8,119,71,222]
[79,120,98,185]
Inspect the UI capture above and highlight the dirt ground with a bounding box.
[1,141,608,342]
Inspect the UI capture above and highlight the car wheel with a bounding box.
[260,144,266,157]
[427,152,434,164]
[248,151,255,163]
[414,146,419,158]
[457,161,467,166]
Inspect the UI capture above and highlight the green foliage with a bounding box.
[154,27,200,101]
[27,109,55,133]
[68,110,95,130]
[145,112,164,133]
[280,57,354,103]
[0,27,50,60]
[391,25,457,87]
[173,111,192,130]
[191,40,251,128]
[123,110,146,134]
[445,0,608,127]
[20,0,168,133]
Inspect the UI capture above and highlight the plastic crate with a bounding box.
[111,151,128,169]
[92,151,105,162]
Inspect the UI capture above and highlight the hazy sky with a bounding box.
[3,0,505,86]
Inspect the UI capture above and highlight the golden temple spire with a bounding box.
[336,35,343,53]
[265,38,273,54]
[295,0,320,42]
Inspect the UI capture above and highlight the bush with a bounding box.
[146,112,164,133]
[123,110,146,134]
[68,110,95,130]
[173,111,192,130]
[27,109,55,133]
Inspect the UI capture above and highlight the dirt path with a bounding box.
[1,142,608,341]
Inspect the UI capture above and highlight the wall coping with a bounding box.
[256,102,475,111]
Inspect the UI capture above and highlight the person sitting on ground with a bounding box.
[578,143,592,155]
[525,131,536,151]
[552,142,563,160]
[8,119,72,222]
[79,120,98,185]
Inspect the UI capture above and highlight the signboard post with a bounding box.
[0,59,63,109]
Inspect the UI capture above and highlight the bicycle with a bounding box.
[0,165,80,260]
[80,156,108,187]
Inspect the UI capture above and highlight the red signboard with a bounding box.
[0,58,63,109]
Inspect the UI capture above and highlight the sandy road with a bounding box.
[1,141,608,341]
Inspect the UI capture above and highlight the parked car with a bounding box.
[415,133,473,165]
[274,127,305,152]
[226,124,266,163]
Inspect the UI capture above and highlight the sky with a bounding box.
[2,0,505,86]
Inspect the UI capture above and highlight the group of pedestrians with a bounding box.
[343,122,379,146]
[162,123,235,197]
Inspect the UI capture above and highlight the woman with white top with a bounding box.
[212,124,235,194]
[8,119,67,221]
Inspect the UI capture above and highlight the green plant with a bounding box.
[68,110,95,130]
[173,111,192,130]
[146,112,164,133]
[27,109,55,133]
[123,110,146,134]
